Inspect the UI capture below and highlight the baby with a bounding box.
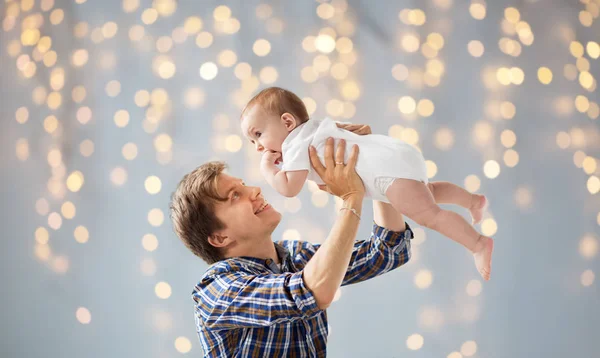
[240,87,493,280]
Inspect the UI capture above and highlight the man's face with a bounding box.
[212,173,282,248]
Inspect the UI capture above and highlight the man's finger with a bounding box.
[309,146,325,174]
[346,144,359,170]
[323,137,335,170]
[335,139,346,164]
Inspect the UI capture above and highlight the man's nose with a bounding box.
[249,185,261,200]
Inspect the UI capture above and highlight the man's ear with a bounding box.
[281,113,298,132]
[208,233,231,248]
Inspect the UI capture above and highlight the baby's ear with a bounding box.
[281,112,297,132]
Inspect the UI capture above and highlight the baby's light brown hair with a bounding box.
[241,87,309,125]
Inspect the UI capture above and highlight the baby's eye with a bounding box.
[256,132,262,138]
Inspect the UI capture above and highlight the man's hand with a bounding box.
[308,137,364,199]
[336,122,372,135]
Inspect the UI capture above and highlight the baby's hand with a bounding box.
[260,150,282,172]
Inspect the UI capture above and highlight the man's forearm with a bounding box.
[303,194,363,309]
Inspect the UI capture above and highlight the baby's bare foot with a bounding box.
[470,194,488,225]
[473,236,493,281]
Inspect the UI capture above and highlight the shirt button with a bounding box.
[265,259,272,265]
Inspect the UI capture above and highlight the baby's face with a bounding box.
[241,105,292,154]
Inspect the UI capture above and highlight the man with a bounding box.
[170,137,414,357]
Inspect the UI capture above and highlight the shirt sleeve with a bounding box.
[193,271,322,331]
[341,221,413,286]
[281,135,313,173]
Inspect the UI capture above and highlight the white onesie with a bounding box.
[281,117,429,203]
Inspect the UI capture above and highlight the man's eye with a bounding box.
[232,191,240,200]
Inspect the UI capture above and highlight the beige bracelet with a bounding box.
[340,206,361,220]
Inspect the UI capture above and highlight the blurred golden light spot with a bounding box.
[401,34,420,53]
[587,102,599,119]
[213,5,231,21]
[503,149,519,168]
[284,197,302,213]
[401,128,419,146]
[470,3,486,20]
[500,130,516,148]
[342,102,356,119]
[481,218,498,236]
[48,148,62,167]
[79,139,94,158]
[283,229,301,241]
[398,96,417,114]
[574,150,586,167]
[341,81,360,101]
[41,0,55,12]
[466,280,482,296]
[49,9,64,25]
[563,64,577,81]
[331,63,349,80]
[7,40,22,57]
[15,107,29,124]
[313,55,331,72]
[114,109,130,128]
[392,64,409,81]
[102,22,118,38]
[61,201,76,219]
[579,71,594,89]
[110,167,128,186]
[315,34,336,54]
[47,92,62,110]
[339,51,357,66]
[253,39,272,56]
[76,307,91,324]
[32,86,48,105]
[418,306,444,330]
[156,36,173,53]
[48,212,62,230]
[434,128,454,151]
[225,135,243,153]
[174,337,192,354]
[123,0,140,13]
[234,62,252,80]
[467,40,484,57]
[37,36,52,53]
[129,25,145,41]
[504,7,520,23]
[555,132,570,149]
[473,121,493,146]
[199,62,218,80]
[389,125,404,139]
[515,187,532,209]
[74,22,89,38]
[537,67,552,84]
[587,41,600,59]
[35,227,49,245]
[303,97,317,116]
[141,258,157,276]
[142,233,159,252]
[154,134,173,153]
[510,67,525,85]
[579,234,598,258]
[302,36,317,53]
[500,101,516,119]
[21,30,41,47]
[265,18,283,34]
[336,37,353,54]
[141,8,158,24]
[256,3,273,19]
[74,225,89,243]
[427,33,444,51]
[183,16,202,34]
[317,3,335,19]
[484,160,500,179]
[196,31,213,48]
[425,160,438,179]
[105,80,121,97]
[576,57,590,72]
[326,99,344,117]
[417,99,434,117]
[301,67,318,83]
[155,281,172,299]
[461,341,477,357]
[36,198,50,216]
[34,242,51,261]
[154,0,177,16]
[144,176,162,195]
[448,352,463,358]
[259,66,278,84]
[581,270,595,287]
[583,157,597,175]
[67,171,84,192]
[157,59,176,79]
[217,50,237,68]
[579,10,593,27]
[570,41,584,58]
[121,143,138,161]
[72,49,89,67]
[70,86,86,104]
[311,191,329,207]
[570,129,586,148]
[588,176,600,194]
[184,87,205,109]
[575,95,590,113]
[414,270,433,289]
[406,334,424,350]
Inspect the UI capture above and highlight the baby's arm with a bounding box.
[261,150,309,197]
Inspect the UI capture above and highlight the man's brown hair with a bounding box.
[241,87,310,125]
[169,161,229,265]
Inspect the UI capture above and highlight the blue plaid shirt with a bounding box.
[192,222,413,357]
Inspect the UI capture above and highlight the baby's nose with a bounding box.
[256,144,264,152]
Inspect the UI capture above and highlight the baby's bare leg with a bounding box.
[387,179,493,280]
[427,181,487,225]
